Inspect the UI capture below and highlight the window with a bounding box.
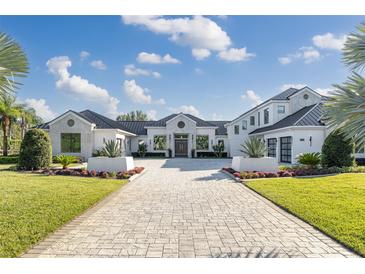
[234,125,239,135]
[196,135,209,150]
[153,135,167,150]
[258,112,261,126]
[267,138,277,158]
[67,119,75,127]
[242,120,247,130]
[61,133,81,153]
[264,108,269,124]
[278,105,285,114]
[303,94,309,100]
[250,116,255,126]
[280,136,292,163]
[177,121,185,128]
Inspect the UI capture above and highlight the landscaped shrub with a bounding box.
[102,140,121,157]
[321,130,355,168]
[55,154,77,169]
[240,137,266,158]
[89,170,97,177]
[116,172,130,179]
[0,155,18,164]
[296,152,321,169]
[107,171,116,178]
[138,143,147,157]
[52,155,81,163]
[98,171,108,178]
[18,129,51,170]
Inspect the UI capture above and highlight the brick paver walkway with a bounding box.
[23,159,358,258]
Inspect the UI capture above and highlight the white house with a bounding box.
[38,86,365,164]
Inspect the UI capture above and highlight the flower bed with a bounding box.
[222,165,365,180]
[41,166,145,180]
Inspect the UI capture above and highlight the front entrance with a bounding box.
[174,134,188,157]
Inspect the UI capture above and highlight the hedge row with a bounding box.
[0,155,18,164]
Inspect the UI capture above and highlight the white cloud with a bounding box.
[90,60,107,70]
[212,113,224,120]
[80,51,90,60]
[194,68,204,75]
[47,56,119,117]
[123,79,165,105]
[24,98,57,121]
[279,47,320,65]
[169,105,200,117]
[315,87,333,96]
[312,33,347,51]
[146,110,157,120]
[218,47,255,62]
[280,83,306,91]
[192,48,211,60]
[137,52,180,64]
[124,64,161,78]
[122,15,231,53]
[241,90,262,107]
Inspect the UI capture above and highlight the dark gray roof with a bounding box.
[249,103,325,135]
[230,86,325,124]
[117,121,153,135]
[207,121,229,135]
[35,109,135,133]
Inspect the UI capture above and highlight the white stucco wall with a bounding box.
[48,112,94,160]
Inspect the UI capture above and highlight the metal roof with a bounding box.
[249,103,324,135]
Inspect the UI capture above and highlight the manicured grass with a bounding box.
[0,171,127,257]
[246,174,365,256]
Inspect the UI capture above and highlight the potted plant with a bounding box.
[138,143,147,157]
[87,139,135,172]
[231,137,278,172]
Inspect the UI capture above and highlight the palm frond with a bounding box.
[240,137,267,158]
[0,32,29,94]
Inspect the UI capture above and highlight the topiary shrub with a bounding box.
[321,130,355,168]
[18,129,52,170]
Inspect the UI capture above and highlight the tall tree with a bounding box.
[116,110,149,121]
[0,93,22,155]
[324,23,365,147]
[0,32,29,95]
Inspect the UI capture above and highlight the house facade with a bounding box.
[38,86,365,164]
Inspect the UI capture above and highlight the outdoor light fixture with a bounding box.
[309,136,312,147]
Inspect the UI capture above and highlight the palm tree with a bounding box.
[19,106,40,139]
[0,93,22,155]
[116,110,149,121]
[0,32,29,94]
[323,23,365,147]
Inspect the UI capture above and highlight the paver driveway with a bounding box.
[24,158,358,258]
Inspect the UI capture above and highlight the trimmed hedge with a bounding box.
[131,152,166,158]
[321,130,355,168]
[0,155,18,164]
[18,129,52,170]
[197,151,228,158]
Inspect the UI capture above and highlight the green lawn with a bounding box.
[246,173,365,256]
[0,169,127,257]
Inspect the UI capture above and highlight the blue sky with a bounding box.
[0,16,362,121]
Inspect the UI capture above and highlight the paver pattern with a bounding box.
[24,159,358,258]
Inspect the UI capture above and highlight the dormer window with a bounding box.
[264,108,269,124]
[278,105,285,114]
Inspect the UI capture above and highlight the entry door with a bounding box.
[175,139,188,157]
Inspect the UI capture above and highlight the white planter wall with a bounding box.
[87,156,135,172]
[231,156,278,172]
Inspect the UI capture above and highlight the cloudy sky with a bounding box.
[0,16,362,121]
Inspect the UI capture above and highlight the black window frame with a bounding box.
[61,133,81,153]
[242,120,247,130]
[267,138,277,158]
[250,116,255,126]
[234,125,239,135]
[280,136,292,163]
[264,108,269,124]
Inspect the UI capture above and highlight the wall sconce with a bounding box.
[309,136,312,147]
